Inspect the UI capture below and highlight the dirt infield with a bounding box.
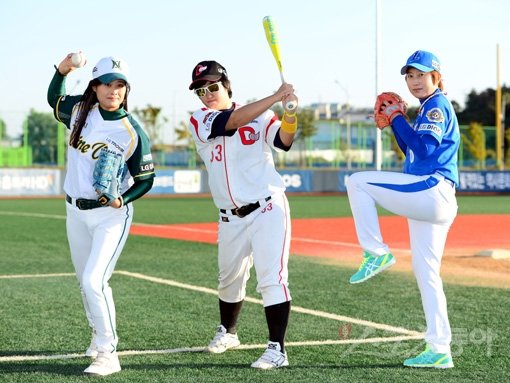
[130,214,510,289]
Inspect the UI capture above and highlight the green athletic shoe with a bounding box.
[349,252,396,284]
[403,345,454,369]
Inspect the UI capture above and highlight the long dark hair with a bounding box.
[69,79,130,148]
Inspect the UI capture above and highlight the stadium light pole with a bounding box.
[375,0,383,170]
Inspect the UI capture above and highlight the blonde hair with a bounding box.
[431,71,444,91]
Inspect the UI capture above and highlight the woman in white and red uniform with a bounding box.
[188,60,298,370]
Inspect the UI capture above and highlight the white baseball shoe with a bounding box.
[207,325,240,353]
[251,341,289,369]
[83,351,121,376]
[85,331,98,358]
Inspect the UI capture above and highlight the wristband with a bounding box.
[280,119,297,134]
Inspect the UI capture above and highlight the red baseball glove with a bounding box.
[373,92,407,130]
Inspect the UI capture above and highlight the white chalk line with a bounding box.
[0,204,423,364]
[132,222,413,253]
[0,272,75,279]
[0,271,423,363]
[5,270,419,335]
[0,210,66,220]
[0,211,408,251]
[131,222,362,248]
[117,271,421,336]
[0,335,423,362]
[0,269,421,336]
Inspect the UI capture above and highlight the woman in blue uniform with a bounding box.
[346,50,459,368]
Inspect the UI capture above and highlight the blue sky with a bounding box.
[1,0,508,143]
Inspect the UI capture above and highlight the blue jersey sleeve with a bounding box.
[400,91,460,183]
[392,125,407,154]
[392,115,438,159]
[414,94,451,143]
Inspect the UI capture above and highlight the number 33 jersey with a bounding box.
[189,103,286,209]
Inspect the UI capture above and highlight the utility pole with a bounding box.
[495,44,504,170]
[335,81,351,170]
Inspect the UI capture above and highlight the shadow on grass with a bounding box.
[0,362,86,376]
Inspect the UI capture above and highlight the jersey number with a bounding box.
[210,144,223,162]
[261,203,272,214]
[210,126,259,163]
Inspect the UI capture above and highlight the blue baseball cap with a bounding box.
[400,50,441,75]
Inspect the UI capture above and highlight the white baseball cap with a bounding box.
[92,56,129,84]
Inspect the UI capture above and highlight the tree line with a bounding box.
[2,86,509,166]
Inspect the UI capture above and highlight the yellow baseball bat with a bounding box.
[262,16,296,111]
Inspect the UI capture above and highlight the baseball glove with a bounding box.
[374,92,407,130]
[92,148,125,206]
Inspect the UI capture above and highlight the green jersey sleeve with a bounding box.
[47,68,82,128]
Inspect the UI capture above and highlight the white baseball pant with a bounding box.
[346,171,457,353]
[66,203,133,353]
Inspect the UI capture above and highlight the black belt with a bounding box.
[66,194,103,210]
[220,196,271,218]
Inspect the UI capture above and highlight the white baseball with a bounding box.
[71,52,86,68]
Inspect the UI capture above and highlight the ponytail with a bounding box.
[431,71,444,91]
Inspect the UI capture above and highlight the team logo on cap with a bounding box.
[410,51,421,61]
[112,59,121,69]
[194,64,226,77]
[195,65,208,76]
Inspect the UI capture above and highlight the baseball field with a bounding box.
[0,194,508,382]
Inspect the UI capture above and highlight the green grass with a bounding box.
[0,195,508,382]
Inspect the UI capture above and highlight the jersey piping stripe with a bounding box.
[133,169,155,179]
[121,117,137,158]
[190,116,207,143]
[55,96,64,123]
[265,114,278,141]
[100,204,132,345]
[278,195,290,301]
[368,176,440,192]
[223,135,238,208]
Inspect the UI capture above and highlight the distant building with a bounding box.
[308,102,373,123]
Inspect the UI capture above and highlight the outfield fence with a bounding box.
[1,168,509,197]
